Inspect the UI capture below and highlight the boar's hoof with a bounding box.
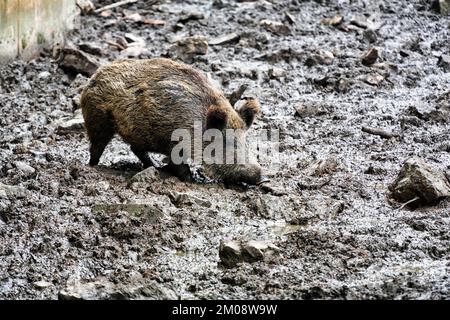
[160,163,193,182]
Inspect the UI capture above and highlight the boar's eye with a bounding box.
[238,99,260,128]
[206,105,228,130]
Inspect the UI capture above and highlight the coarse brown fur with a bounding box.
[80,58,263,184]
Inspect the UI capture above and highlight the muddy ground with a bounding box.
[0,0,449,299]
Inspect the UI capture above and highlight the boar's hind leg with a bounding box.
[130,146,158,168]
[85,110,115,166]
[161,161,193,182]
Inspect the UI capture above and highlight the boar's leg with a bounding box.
[161,161,193,182]
[130,146,158,168]
[85,119,115,166]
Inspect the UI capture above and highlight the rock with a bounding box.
[56,115,85,134]
[14,161,36,176]
[438,0,450,14]
[59,277,177,300]
[321,15,343,26]
[34,281,52,289]
[305,51,334,66]
[365,73,384,86]
[260,20,290,35]
[361,47,379,66]
[219,240,279,268]
[168,36,208,63]
[268,67,285,79]
[129,166,160,184]
[0,182,26,199]
[389,156,450,206]
[242,241,280,262]
[76,0,95,15]
[37,71,51,80]
[209,33,240,46]
[294,103,328,118]
[56,47,101,77]
[170,193,212,208]
[178,11,205,23]
[92,203,164,224]
[307,155,339,176]
[78,42,103,56]
[363,29,377,43]
[438,54,450,71]
[285,12,296,24]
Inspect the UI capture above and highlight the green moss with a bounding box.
[21,37,27,49]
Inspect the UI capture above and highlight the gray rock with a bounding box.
[34,280,52,289]
[14,161,36,176]
[209,33,240,46]
[129,166,160,184]
[219,239,279,268]
[438,54,450,71]
[78,42,103,56]
[361,47,379,66]
[0,182,26,199]
[56,115,85,134]
[389,156,450,205]
[56,47,101,77]
[92,203,164,224]
[168,36,208,63]
[59,277,177,300]
[305,51,334,67]
[37,71,51,80]
[268,67,285,79]
[260,20,290,35]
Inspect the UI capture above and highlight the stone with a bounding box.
[78,42,103,56]
[305,51,334,66]
[56,47,101,77]
[219,239,279,268]
[361,47,379,66]
[365,73,384,86]
[438,54,450,71]
[363,29,377,43]
[14,161,36,176]
[34,281,52,289]
[389,156,450,205]
[92,203,164,224]
[321,15,343,26]
[294,103,328,118]
[209,33,240,46]
[0,183,26,199]
[168,36,208,63]
[56,116,85,134]
[76,0,95,15]
[37,71,51,80]
[268,67,285,79]
[260,20,290,35]
[242,240,280,262]
[59,277,177,300]
[129,166,160,184]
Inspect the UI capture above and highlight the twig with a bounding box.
[362,126,400,139]
[397,196,420,210]
[95,0,138,13]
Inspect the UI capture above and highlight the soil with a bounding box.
[0,0,449,299]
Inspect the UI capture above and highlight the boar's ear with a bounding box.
[206,105,228,130]
[238,99,260,128]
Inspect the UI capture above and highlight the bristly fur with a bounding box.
[80,58,262,184]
